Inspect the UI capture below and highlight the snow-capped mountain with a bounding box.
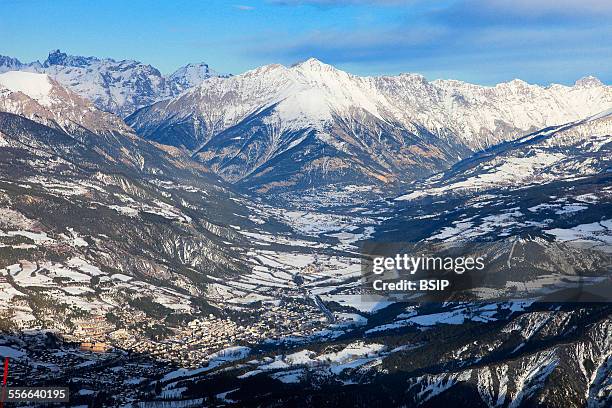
[0,50,226,117]
[126,58,612,193]
[0,70,225,178]
[0,55,39,72]
[167,62,226,95]
[0,70,129,134]
[396,108,612,201]
[1,53,610,407]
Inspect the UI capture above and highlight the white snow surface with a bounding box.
[0,50,226,117]
[0,71,54,106]
[132,58,612,149]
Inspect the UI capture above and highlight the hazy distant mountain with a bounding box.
[0,50,227,117]
[126,58,612,193]
[167,62,225,95]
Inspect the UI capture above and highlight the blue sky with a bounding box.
[1,0,610,85]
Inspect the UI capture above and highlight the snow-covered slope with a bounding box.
[129,59,612,148]
[377,74,610,149]
[0,71,53,106]
[0,50,226,117]
[0,70,198,177]
[373,108,612,267]
[167,62,226,95]
[397,109,612,201]
[0,71,130,134]
[126,58,611,192]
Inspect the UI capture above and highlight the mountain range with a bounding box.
[0,51,610,407]
[0,50,228,117]
[3,52,610,195]
[126,58,611,193]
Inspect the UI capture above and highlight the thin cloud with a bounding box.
[247,1,611,84]
[269,1,413,6]
[489,0,612,15]
[255,26,447,63]
[432,0,612,27]
[234,4,256,10]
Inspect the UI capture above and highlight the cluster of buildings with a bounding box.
[106,301,327,367]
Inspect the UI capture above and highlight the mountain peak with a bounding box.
[295,57,324,64]
[184,62,210,69]
[45,49,66,64]
[506,78,530,87]
[245,63,287,77]
[0,55,24,68]
[292,57,333,71]
[167,62,225,93]
[574,75,603,88]
[399,72,428,83]
[44,49,99,68]
[170,62,215,77]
